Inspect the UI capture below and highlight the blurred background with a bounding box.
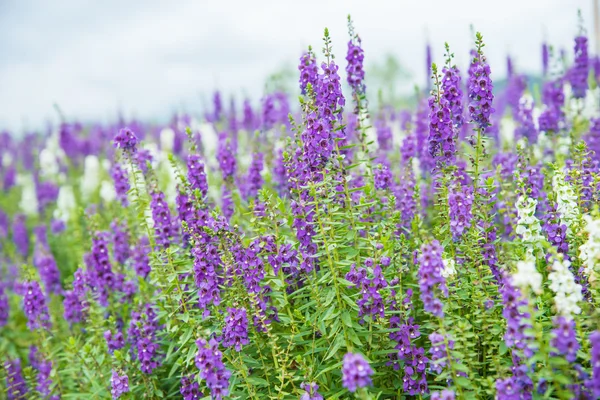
[0,0,594,133]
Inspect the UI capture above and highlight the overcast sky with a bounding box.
[0,0,593,133]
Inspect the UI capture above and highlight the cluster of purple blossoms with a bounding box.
[195,338,231,399]
[63,268,88,324]
[217,132,237,180]
[417,241,448,317]
[538,79,564,133]
[542,42,549,76]
[221,184,234,221]
[428,96,456,168]
[584,118,600,160]
[272,149,289,196]
[448,183,473,240]
[222,307,249,351]
[467,52,495,129]
[514,98,538,144]
[111,163,130,207]
[33,246,61,295]
[390,315,429,395]
[346,36,365,93]
[374,163,392,190]
[315,59,345,126]
[150,190,174,249]
[180,374,202,400]
[376,120,393,152]
[342,352,374,392]
[551,316,579,363]
[13,214,29,258]
[111,220,130,265]
[588,331,600,397]
[300,382,324,400]
[299,51,319,95]
[29,346,55,398]
[499,276,534,357]
[5,358,28,399]
[242,152,264,200]
[87,232,115,306]
[431,390,456,400]
[441,65,464,127]
[0,284,8,327]
[110,370,129,399]
[504,74,527,116]
[104,329,125,353]
[113,128,138,152]
[192,236,222,317]
[346,258,388,323]
[392,170,417,230]
[542,207,569,255]
[496,360,533,400]
[187,154,209,199]
[136,148,153,174]
[428,332,454,374]
[17,280,51,330]
[128,303,161,374]
[36,180,59,213]
[132,236,151,278]
[570,36,589,99]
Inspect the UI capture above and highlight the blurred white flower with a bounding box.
[515,195,544,245]
[441,257,456,279]
[18,174,38,215]
[99,180,116,204]
[39,148,60,179]
[160,128,175,152]
[548,257,583,318]
[552,170,579,233]
[54,185,76,222]
[512,252,542,294]
[80,155,101,201]
[579,214,600,284]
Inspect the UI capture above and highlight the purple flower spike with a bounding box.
[342,352,374,392]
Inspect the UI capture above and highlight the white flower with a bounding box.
[552,170,579,233]
[512,252,543,294]
[548,257,583,318]
[515,195,544,244]
[18,174,38,215]
[39,148,60,179]
[579,215,600,283]
[80,155,101,201]
[99,180,116,204]
[160,128,175,152]
[54,185,76,222]
[441,257,456,279]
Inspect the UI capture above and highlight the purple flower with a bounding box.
[375,120,393,152]
[0,284,8,327]
[428,332,454,374]
[346,35,365,93]
[111,220,130,265]
[222,307,249,351]
[499,275,534,357]
[113,127,138,152]
[431,390,456,400]
[12,214,29,258]
[342,352,374,392]
[187,154,209,199]
[132,236,151,278]
[104,329,125,353]
[63,289,85,324]
[5,358,28,399]
[441,65,464,127]
[195,338,231,400]
[300,382,324,400]
[242,152,264,200]
[570,35,589,99]
[128,303,161,374]
[587,331,600,397]
[217,132,237,180]
[417,241,447,317]
[467,47,495,129]
[110,371,129,399]
[299,51,319,95]
[448,183,473,240]
[551,316,579,363]
[374,163,392,190]
[192,235,222,317]
[584,118,600,162]
[150,190,174,249]
[111,163,130,207]
[29,346,54,397]
[33,248,61,295]
[17,280,51,330]
[180,374,202,400]
[428,96,456,168]
[542,42,549,76]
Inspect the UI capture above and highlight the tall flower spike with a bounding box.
[467,33,495,129]
[570,35,589,99]
[346,17,366,94]
[417,240,448,317]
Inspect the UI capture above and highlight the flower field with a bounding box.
[2,14,600,400]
